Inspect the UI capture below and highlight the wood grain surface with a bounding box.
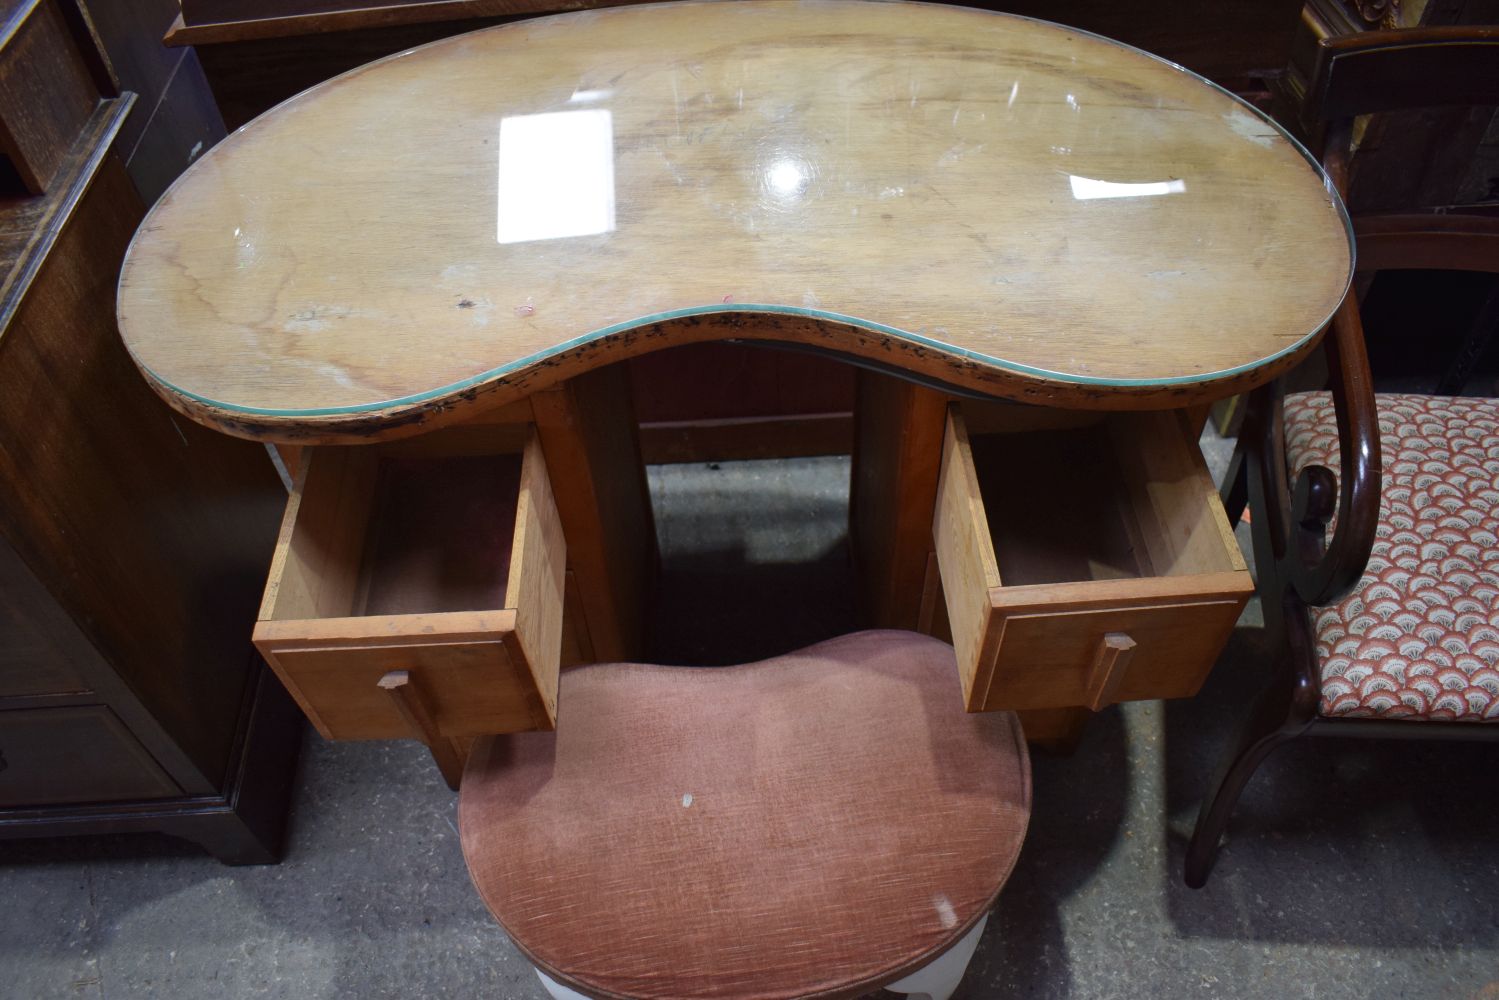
[118,0,1352,440]
[933,404,1253,713]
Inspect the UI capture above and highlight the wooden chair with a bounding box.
[1186,26,1499,888]
[457,631,1030,1000]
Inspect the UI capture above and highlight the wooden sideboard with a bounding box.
[0,0,298,862]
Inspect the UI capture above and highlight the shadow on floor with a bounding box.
[646,538,860,666]
[1161,624,1499,949]
[965,707,1131,998]
[645,457,860,666]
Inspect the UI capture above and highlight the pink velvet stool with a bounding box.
[458,630,1032,1000]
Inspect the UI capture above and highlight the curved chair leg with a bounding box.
[1220,439,1249,530]
[885,913,988,1000]
[1185,664,1312,888]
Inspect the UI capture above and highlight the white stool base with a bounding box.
[886,912,988,1000]
[536,969,589,1000]
[532,912,989,1000]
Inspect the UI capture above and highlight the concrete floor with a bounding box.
[3,436,1498,999]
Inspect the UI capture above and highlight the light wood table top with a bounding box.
[117,0,1352,441]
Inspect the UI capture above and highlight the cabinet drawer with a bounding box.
[933,405,1252,713]
[253,429,564,741]
[0,705,179,806]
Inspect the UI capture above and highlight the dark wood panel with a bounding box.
[0,705,179,805]
[174,0,1303,91]
[174,0,655,42]
[80,0,182,105]
[193,14,517,129]
[0,13,297,857]
[81,0,225,198]
[638,413,853,465]
[0,534,94,698]
[188,0,1303,131]
[630,344,854,424]
[121,46,226,205]
[0,150,285,791]
[0,0,103,194]
[186,0,450,20]
[0,96,130,342]
[0,658,304,863]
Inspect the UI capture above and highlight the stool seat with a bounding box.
[458,630,1031,1000]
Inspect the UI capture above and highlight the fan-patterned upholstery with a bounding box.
[1284,392,1499,722]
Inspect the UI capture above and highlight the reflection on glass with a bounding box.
[765,157,810,198]
[497,109,616,245]
[1069,175,1186,201]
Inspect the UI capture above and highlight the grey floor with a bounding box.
[3,434,1498,999]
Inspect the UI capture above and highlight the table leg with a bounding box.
[531,364,658,662]
[850,369,948,629]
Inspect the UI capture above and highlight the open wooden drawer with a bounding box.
[932,404,1252,713]
[253,428,565,756]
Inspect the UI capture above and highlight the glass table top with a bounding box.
[116,0,1352,433]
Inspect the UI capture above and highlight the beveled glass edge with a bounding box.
[125,0,1357,419]
[140,290,1345,418]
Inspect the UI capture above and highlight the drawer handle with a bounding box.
[1085,633,1137,711]
[378,671,464,790]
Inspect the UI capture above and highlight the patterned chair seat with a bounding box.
[1284,392,1499,721]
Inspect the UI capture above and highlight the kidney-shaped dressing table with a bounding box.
[115,0,1352,776]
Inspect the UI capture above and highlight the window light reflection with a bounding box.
[1069,175,1186,201]
[497,109,616,245]
[766,158,810,198]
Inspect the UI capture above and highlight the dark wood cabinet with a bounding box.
[0,1,299,863]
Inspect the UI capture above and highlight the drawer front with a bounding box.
[932,406,1003,708]
[934,403,1253,713]
[255,429,565,743]
[975,593,1246,712]
[258,612,554,741]
[0,706,179,806]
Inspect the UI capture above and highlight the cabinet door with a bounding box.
[0,706,179,806]
[0,536,94,699]
[0,155,285,792]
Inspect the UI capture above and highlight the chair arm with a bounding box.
[1284,293,1381,608]
[1353,213,1499,274]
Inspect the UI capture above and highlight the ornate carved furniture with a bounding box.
[1285,4,1499,216]
[1185,27,1499,888]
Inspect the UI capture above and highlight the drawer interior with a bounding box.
[263,449,526,626]
[967,412,1243,589]
[359,455,521,617]
[255,429,565,747]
